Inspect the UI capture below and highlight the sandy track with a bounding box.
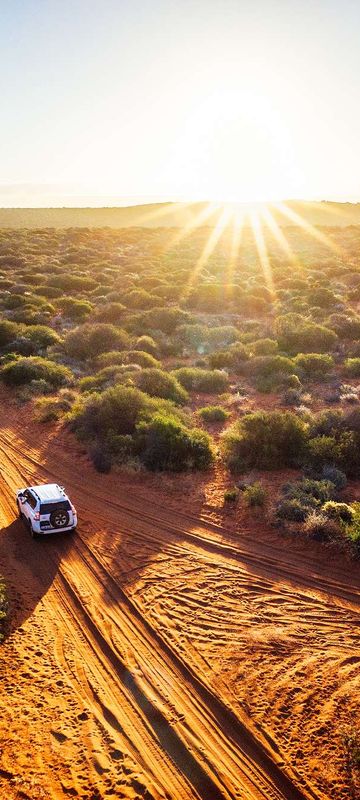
[0,405,359,799]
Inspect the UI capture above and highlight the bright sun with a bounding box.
[169,88,301,204]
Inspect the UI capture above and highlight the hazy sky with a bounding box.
[1,0,360,206]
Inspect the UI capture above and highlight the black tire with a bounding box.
[29,520,38,540]
[50,509,70,529]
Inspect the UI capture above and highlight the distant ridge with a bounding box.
[1,200,360,229]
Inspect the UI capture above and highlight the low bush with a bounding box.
[135,368,188,405]
[243,482,267,507]
[294,353,334,380]
[276,497,308,522]
[250,338,278,356]
[48,274,99,292]
[321,464,347,490]
[282,477,335,506]
[0,320,20,348]
[141,306,189,334]
[23,325,61,350]
[69,385,155,440]
[276,313,338,354]
[246,355,295,392]
[69,384,213,472]
[344,358,360,377]
[64,323,130,360]
[303,510,337,541]
[198,405,229,423]
[137,413,214,471]
[127,350,161,369]
[307,435,340,468]
[135,335,159,356]
[1,357,72,388]
[282,387,303,406]
[322,501,354,523]
[34,392,75,422]
[57,297,94,320]
[224,487,239,502]
[209,342,249,371]
[222,410,308,471]
[172,367,229,393]
[343,503,360,553]
[95,351,127,368]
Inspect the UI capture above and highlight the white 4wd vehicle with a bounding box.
[16,483,77,538]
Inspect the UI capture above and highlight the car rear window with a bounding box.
[40,500,71,514]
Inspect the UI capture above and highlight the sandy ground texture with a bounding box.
[0,399,359,800]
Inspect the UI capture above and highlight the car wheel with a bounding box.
[29,520,38,540]
[50,510,69,529]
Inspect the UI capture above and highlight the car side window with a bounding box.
[27,492,37,510]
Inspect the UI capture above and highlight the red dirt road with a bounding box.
[0,403,359,800]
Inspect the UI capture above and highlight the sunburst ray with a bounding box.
[250,210,276,299]
[181,206,232,299]
[273,201,342,255]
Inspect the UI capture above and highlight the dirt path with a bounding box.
[0,404,359,800]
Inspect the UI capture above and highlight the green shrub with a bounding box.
[172,367,229,393]
[69,385,154,440]
[322,501,354,523]
[294,353,334,380]
[78,366,127,394]
[321,465,347,490]
[142,307,189,334]
[34,393,74,422]
[124,288,160,309]
[344,358,360,377]
[276,313,338,354]
[327,313,360,339]
[24,325,61,350]
[251,338,278,356]
[243,482,267,507]
[48,274,98,292]
[221,410,308,471]
[282,387,303,406]
[91,445,112,473]
[198,405,229,423]
[0,320,20,348]
[65,323,130,360]
[1,357,72,388]
[209,342,249,371]
[310,287,338,308]
[94,350,127,368]
[224,487,239,502]
[343,503,360,552]
[307,435,340,468]
[135,335,159,356]
[58,297,94,320]
[276,497,308,522]
[127,350,161,369]
[246,355,295,392]
[303,511,337,541]
[282,478,335,506]
[36,285,63,299]
[137,413,214,471]
[136,368,188,405]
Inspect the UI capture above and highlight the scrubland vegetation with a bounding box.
[2,222,360,554]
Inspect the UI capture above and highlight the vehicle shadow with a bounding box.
[0,517,73,636]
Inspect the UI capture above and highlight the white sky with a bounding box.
[1,0,360,206]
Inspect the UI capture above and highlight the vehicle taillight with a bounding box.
[34,512,40,520]
[71,505,76,515]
